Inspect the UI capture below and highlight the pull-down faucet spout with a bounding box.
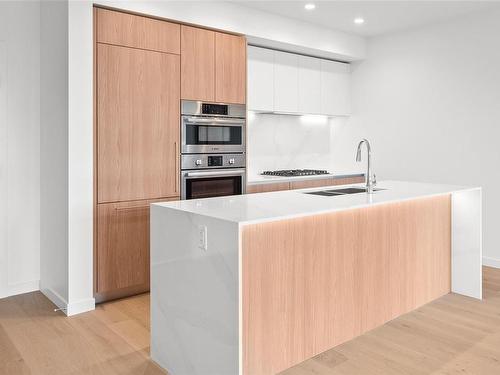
[356,139,376,194]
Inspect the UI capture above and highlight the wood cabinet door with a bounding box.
[274,50,299,113]
[96,198,178,294]
[289,178,335,190]
[215,32,246,104]
[180,25,215,101]
[247,46,274,111]
[96,201,151,293]
[96,8,180,54]
[97,44,180,203]
[289,176,364,190]
[246,182,290,194]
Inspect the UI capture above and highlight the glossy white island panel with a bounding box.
[452,188,482,299]
[150,208,240,375]
[151,180,482,375]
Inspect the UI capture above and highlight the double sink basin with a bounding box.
[305,187,385,197]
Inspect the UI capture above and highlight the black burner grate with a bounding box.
[261,169,329,177]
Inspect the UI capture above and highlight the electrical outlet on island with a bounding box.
[198,225,207,251]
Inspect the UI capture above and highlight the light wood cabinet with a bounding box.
[215,32,246,104]
[96,8,180,54]
[247,176,364,194]
[274,51,299,113]
[181,27,246,104]
[96,198,178,297]
[247,46,274,112]
[181,25,215,101]
[97,201,150,294]
[289,176,363,190]
[97,43,180,203]
[246,182,290,194]
[94,7,246,301]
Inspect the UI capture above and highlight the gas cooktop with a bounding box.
[261,169,329,177]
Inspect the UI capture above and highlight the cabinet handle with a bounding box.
[175,141,179,193]
[114,206,149,212]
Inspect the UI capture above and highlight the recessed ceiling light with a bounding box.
[354,17,365,25]
[304,3,316,10]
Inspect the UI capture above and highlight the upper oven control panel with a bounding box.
[181,154,246,170]
[181,100,246,119]
[202,103,228,116]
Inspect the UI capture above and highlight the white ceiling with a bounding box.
[235,1,500,37]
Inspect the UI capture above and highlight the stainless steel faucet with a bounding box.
[356,139,376,193]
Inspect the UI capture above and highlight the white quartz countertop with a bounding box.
[153,180,480,225]
[247,173,364,185]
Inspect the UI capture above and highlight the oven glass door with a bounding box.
[182,117,244,153]
[186,124,242,145]
[185,175,243,200]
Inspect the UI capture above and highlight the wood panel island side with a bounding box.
[150,181,482,375]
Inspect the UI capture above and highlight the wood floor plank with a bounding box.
[0,292,165,375]
[66,313,138,361]
[0,325,30,375]
[108,319,150,351]
[66,350,166,375]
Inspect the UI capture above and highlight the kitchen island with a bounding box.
[150,181,482,375]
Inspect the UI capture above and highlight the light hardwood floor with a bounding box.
[1,267,500,375]
[0,292,164,375]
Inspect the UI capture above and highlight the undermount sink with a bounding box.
[326,187,370,194]
[305,187,385,197]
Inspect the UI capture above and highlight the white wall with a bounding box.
[67,0,95,315]
[335,8,500,266]
[0,1,41,299]
[247,114,358,179]
[40,0,69,309]
[38,0,95,315]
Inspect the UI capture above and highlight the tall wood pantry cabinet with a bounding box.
[94,7,246,302]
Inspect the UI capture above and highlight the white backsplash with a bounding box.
[247,113,350,180]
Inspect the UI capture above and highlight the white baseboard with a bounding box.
[66,297,95,316]
[40,286,95,316]
[40,285,68,312]
[0,280,39,299]
[483,256,500,269]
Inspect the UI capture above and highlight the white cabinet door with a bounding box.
[298,55,321,114]
[247,48,351,116]
[274,51,298,113]
[321,60,351,116]
[247,46,274,112]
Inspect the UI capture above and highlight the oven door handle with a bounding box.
[185,117,245,125]
[185,169,246,178]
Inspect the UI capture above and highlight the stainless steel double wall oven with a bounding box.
[180,100,246,200]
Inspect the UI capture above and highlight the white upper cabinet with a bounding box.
[321,60,351,116]
[248,46,350,116]
[298,55,321,114]
[273,50,298,113]
[247,46,274,112]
